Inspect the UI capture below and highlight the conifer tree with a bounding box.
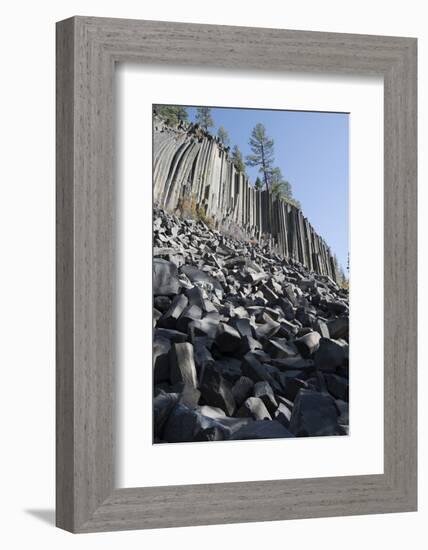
[154,105,188,126]
[231,145,245,173]
[217,126,230,146]
[195,107,214,131]
[246,123,275,192]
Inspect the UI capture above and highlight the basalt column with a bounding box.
[153,116,338,281]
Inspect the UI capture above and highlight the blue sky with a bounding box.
[186,106,349,273]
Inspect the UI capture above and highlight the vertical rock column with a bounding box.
[153,117,339,281]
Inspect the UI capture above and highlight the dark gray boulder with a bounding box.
[189,317,219,339]
[153,336,171,384]
[153,391,180,438]
[162,404,225,443]
[253,381,278,416]
[153,308,162,327]
[214,357,243,384]
[180,265,224,297]
[155,328,188,343]
[194,425,225,441]
[237,397,272,421]
[335,399,349,426]
[283,284,298,306]
[230,420,294,440]
[276,298,295,321]
[214,322,242,353]
[325,374,349,401]
[275,402,293,428]
[295,306,315,328]
[197,405,227,419]
[179,384,201,408]
[272,356,315,372]
[158,293,188,329]
[240,335,263,355]
[242,352,275,384]
[211,416,253,438]
[327,316,349,340]
[153,258,181,296]
[255,316,280,339]
[230,317,253,338]
[184,285,206,310]
[275,396,294,428]
[279,376,309,401]
[162,403,197,443]
[289,389,344,437]
[176,304,203,332]
[200,364,236,416]
[324,300,348,315]
[265,339,299,359]
[169,342,198,388]
[232,376,254,408]
[153,295,172,313]
[294,331,321,358]
[313,338,347,372]
[314,319,330,339]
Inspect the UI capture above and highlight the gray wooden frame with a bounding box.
[56,16,417,533]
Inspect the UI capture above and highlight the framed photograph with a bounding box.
[56,16,417,532]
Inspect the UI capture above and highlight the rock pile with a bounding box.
[153,208,349,443]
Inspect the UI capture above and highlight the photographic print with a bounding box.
[153,104,349,444]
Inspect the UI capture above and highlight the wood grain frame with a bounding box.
[56,16,417,533]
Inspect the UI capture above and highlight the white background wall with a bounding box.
[0,1,425,548]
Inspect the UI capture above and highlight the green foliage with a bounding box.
[269,167,290,196]
[195,107,214,131]
[217,126,230,146]
[268,166,301,208]
[288,198,302,209]
[154,104,188,126]
[246,123,275,191]
[254,177,263,190]
[231,145,246,173]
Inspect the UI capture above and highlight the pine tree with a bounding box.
[231,145,245,173]
[246,123,275,192]
[269,168,291,197]
[195,107,214,131]
[217,126,230,146]
[269,167,301,209]
[254,177,263,190]
[154,105,188,126]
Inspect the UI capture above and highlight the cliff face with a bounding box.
[153,116,337,281]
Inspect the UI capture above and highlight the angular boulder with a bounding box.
[153,391,180,438]
[158,293,188,329]
[232,376,254,408]
[237,397,272,421]
[230,420,294,440]
[253,381,278,416]
[200,365,236,416]
[314,338,347,372]
[153,258,181,296]
[294,331,321,358]
[214,322,242,353]
[169,342,198,389]
[289,389,344,437]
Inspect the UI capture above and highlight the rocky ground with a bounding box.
[153,207,349,443]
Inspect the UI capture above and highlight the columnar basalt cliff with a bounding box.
[153,116,338,281]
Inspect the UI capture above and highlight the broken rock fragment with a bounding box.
[237,397,272,421]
